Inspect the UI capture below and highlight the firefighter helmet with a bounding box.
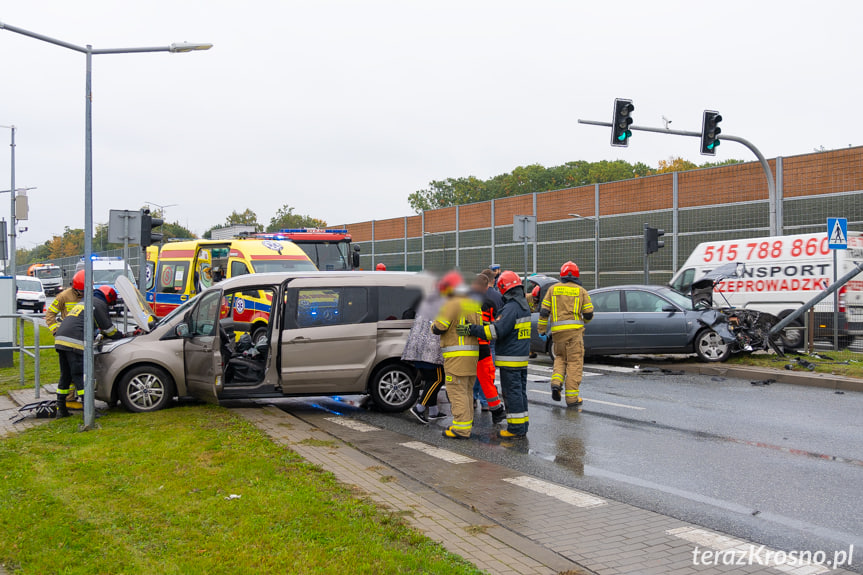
[560,261,580,278]
[531,285,540,299]
[438,271,463,296]
[375,263,386,271]
[497,271,522,295]
[97,285,117,306]
[72,270,85,291]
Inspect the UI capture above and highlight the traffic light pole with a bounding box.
[577,120,779,235]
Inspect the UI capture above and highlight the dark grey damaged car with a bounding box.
[530,284,734,362]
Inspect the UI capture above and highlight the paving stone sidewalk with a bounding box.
[238,406,858,575]
[0,386,56,438]
[237,405,584,575]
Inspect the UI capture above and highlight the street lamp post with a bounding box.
[0,21,212,430]
[0,125,16,292]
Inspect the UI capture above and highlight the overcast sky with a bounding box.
[1,1,859,247]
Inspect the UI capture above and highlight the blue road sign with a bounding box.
[827,218,848,249]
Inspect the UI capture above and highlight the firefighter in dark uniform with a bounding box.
[460,271,532,437]
[53,286,124,417]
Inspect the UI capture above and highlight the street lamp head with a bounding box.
[169,42,213,53]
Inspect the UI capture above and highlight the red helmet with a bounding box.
[437,271,463,295]
[375,263,386,271]
[531,285,540,298]
[560,261,580,278]
[98,285,117,306]
[497,270,522,295]
[72,270,85,291]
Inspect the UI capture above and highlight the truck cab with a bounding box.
[257,229,360,271]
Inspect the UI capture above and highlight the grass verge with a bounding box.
[0,405,482,575]
[727,348,863,378]
[0,321,59,396]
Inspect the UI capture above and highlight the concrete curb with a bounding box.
[648,362,863,393]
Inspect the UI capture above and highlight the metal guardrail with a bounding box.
[1,313,54,399]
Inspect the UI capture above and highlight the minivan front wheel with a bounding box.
[118,365,174,413]
[369,364,419,412]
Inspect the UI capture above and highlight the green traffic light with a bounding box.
[617,133,626,142]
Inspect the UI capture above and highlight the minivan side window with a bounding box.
[189,291,221,336]
[295,287,369,328]
[158,262,189,294]
[378,287,422,321]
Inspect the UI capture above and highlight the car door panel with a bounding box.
[623,290,689,351]
[183,290,223,402]
[584,290,626,353]
[280,282,376,394]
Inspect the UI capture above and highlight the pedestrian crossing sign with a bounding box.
[827,217,848,249]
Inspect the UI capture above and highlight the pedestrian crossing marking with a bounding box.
[503,476,606,508]
[525,389,645,410]
[400,441,476,464]
[324,417,381,433]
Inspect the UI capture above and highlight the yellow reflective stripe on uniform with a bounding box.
[565,390,580,396]
[495,355,529,368]
[102,326,118,336]
[436,318,451,328]
[443,350,480,358]
[441,345,479,353]
[507,412,529,424]
[551,374,564,383]
[48,323,59,333]
[56,388,70,395]
[483,324,497,340]
[54,337,84,351]
[451,420,473,430]
[515,318,531,339]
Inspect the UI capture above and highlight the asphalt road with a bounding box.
[268,361,863,569]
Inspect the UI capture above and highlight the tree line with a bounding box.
[407,157,741,212]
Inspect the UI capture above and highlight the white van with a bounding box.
[670,232,863,348]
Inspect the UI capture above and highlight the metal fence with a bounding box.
[347,147,863,288]
[16,246,145,288]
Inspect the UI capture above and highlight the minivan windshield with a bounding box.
[17,279,42,292]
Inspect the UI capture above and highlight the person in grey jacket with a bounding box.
[402,292,447,423]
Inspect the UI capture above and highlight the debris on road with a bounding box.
[750,379,775,386]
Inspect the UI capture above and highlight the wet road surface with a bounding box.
[252,362,863,568]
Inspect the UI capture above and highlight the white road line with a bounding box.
[503,476,606,508]
[666,526,832,575]
[525,389,645,410]
[323,417,381,433]
[399,441,476,464]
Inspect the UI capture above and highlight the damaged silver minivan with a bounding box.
[95,272,431,413]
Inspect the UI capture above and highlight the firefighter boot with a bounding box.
[491,406,506,425]
[55,393,70,418]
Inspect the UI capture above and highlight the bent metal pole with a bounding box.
[769,260,863,337]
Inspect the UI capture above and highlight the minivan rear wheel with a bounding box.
[369,364,419,413]
[118,365,174,413]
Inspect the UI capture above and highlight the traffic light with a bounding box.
[700,110,722,155]
[140,209,164,247]
[644,224,665,255]
[611,98,635,147]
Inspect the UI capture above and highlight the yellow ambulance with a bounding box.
[147,239,318,335]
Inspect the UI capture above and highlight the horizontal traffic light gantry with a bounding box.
[611,98,635,148]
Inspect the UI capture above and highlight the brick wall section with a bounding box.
[599,173,673,215]
[458,202,491,230]
[425,206,457,233]
[783,147,863,198]
[678,160,774,208]
[373,217,405,241]
[347,221,373,243]
[406,215,422,238]
[493,195,534,227]
[537,185,594,222]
